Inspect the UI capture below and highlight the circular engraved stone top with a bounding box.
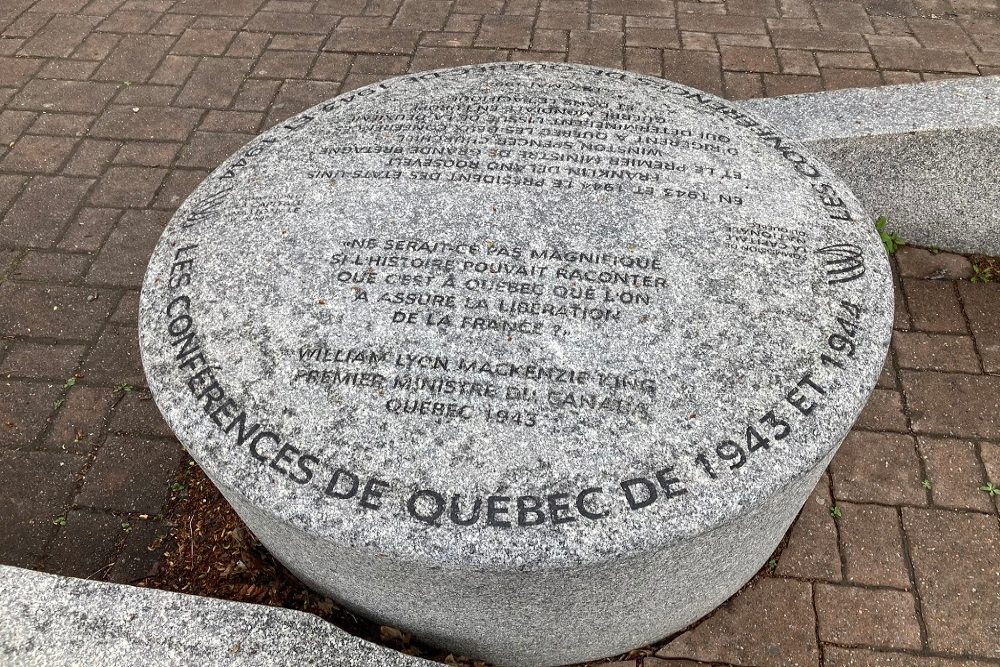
[140,63,893,568]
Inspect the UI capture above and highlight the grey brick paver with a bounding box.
[919,437,996,512]
[824,647,1000,667]
[0,381,66,449]
[830,432,927,505]
[894,332,981,373]
[0,283,116,339]
[90,106,201,141]
[42,385,116,454]
[956,282,1000,372]
[42,509,123,578]
[175,57,253,108]
[0,341,86,379]
[775,475,842,581]
[75,435,184,515]
[11,78,119,112]
[902,280,968,334]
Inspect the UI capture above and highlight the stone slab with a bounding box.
[744,76,1000,256]
[0,564,430,667]
[139,62,893,665]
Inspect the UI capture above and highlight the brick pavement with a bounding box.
[1,1,999,665]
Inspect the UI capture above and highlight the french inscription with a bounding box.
[329,237,670,335]
[725,222,808,260]
[151,62,878,532]
[293,345,658,425]
[304,76,747,204]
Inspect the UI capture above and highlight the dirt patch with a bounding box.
[969,254,999,284]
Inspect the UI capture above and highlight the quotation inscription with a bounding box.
[159,238,868,529]
[295,346,657,426]
[725,222,808,260]
[330,237,671,334]
[153,62,877,531]
[298,236,678,426]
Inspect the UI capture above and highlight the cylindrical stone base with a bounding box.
[209,456,828,666]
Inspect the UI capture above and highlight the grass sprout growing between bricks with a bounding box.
[970,255,999,282]
[971,263,993,283]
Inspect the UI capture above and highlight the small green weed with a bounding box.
[52,515,66,526]
[875,216,904,255]
[921,479,932,490]
[971,263,993,284]
[829,505,843,518]
[979,482,999,497]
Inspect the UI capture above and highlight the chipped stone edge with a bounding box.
[744,75,1000,256]
[0,564,434,667]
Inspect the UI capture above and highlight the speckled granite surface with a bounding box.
[746,76,1000,256]
[0,565,432,667]
[139,63,893,665]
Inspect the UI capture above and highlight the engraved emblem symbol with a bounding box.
[815,243,866,284]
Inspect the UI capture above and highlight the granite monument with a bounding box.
[139,62,893,666]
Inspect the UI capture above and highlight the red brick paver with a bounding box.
[1,1,999,664]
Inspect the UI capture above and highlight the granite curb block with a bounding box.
[0,564,433,667]
[744,76,1000,257]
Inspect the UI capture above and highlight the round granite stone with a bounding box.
[139,62,893,666]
